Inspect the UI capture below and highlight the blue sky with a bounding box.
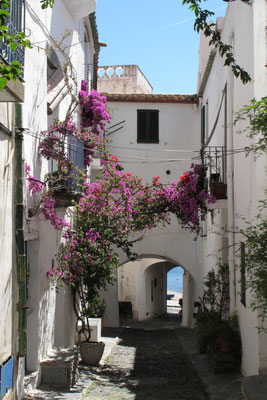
[96,0,227,94]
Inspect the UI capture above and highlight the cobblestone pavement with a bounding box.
[81,328,209,400]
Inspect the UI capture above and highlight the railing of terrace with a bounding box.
[202,146,227,199]
[0,0,25,78]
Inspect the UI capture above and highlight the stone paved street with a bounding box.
[81,328,209,400]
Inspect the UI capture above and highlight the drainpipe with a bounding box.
[226,39,237,311]
[15,103,27,357]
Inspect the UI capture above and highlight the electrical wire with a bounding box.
[21,129,253,164]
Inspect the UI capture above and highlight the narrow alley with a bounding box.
[81,327,208,400]
[25,315,244,400]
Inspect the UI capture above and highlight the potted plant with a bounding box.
[196,261,230,354]
[87,297,106,330]
[73,286,106,365]
[210,173,227,199]
[218,319,233,352]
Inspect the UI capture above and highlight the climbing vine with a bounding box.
[234,97,267,328]
[238,200,267,328]
[24,79,216,341]
[182,0,251,84]
[235,97,267,156]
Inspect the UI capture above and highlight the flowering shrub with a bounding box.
[163,164,215,235]
[48,162,215,286]
[39,119,78,170]
[79,80,111,134]
[25,163,71,230]
[25,163,44,195]
[27,80,216,341]
[39,83,110,170]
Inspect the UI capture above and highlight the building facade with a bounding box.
[101,91,201,329]
[197,0,267,376]
[0,0,99,398]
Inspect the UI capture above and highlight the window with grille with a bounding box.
[0,0,25,78]
[137,109,159,143]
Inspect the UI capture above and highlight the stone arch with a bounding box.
[117,254,194,328]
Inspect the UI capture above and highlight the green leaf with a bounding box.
[10,41,16,52]
[0,76,8,90]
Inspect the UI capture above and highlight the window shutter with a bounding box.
[69,136,84,169]
[137,110,159,143]
[137,110,147,142]
[149,110,159,142]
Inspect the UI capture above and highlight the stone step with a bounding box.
[40,347,79,389]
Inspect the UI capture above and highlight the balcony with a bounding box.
[63,0,97,20]
[203,146,227,200]
[0,0,25,102]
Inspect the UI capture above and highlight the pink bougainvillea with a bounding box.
[26,80,216,295]
[25,162,43,195]
[79,80,111,134]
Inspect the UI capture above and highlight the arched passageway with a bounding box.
[166,266,184,318]
[117,255,194,328]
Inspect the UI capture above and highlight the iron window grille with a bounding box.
[0,0,26,78]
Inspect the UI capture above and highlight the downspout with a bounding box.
[226,40,237,311]
[15,103,27,357]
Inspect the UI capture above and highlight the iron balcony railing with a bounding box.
[0,0,26,78]
[202,146,227,184]
[202,146,228,200]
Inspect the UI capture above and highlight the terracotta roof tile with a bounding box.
[101,93,199,104]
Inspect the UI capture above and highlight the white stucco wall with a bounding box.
[103,98,201,326]
[0,121,15,366]
[13,1,98,395]
[106,101,200,185]
[198,0,267,377]
[118,259,168,321]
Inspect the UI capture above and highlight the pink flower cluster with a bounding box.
[79,80,111,134]
[48,162,215,286]
[39,119,79,170]
[42,195,70,230]
[162,164,216,236]
[25,163,43,195]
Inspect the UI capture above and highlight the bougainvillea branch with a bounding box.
[26,80,215,342]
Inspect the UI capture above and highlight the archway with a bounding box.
[116,255,194,327]
[167,266,184,318]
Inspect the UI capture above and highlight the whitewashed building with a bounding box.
[197,0,267,376]
[98,83,201,329]
[0,0,99,398]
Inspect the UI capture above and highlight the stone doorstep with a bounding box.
[242,375,267,400]
[24,371,39,395]
[40,347,79,389]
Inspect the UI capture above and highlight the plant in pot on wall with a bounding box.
[72,286,107,365]
[196,261,230,354]
[210,173,227,200]
[87,297,106,330]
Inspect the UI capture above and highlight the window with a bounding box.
[240,242,246,307]
[0,0,26,77]
[137,109,159,143]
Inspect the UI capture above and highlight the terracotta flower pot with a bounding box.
[210,182,227,199]
[219,338,232,353]
[80,341,105,365]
